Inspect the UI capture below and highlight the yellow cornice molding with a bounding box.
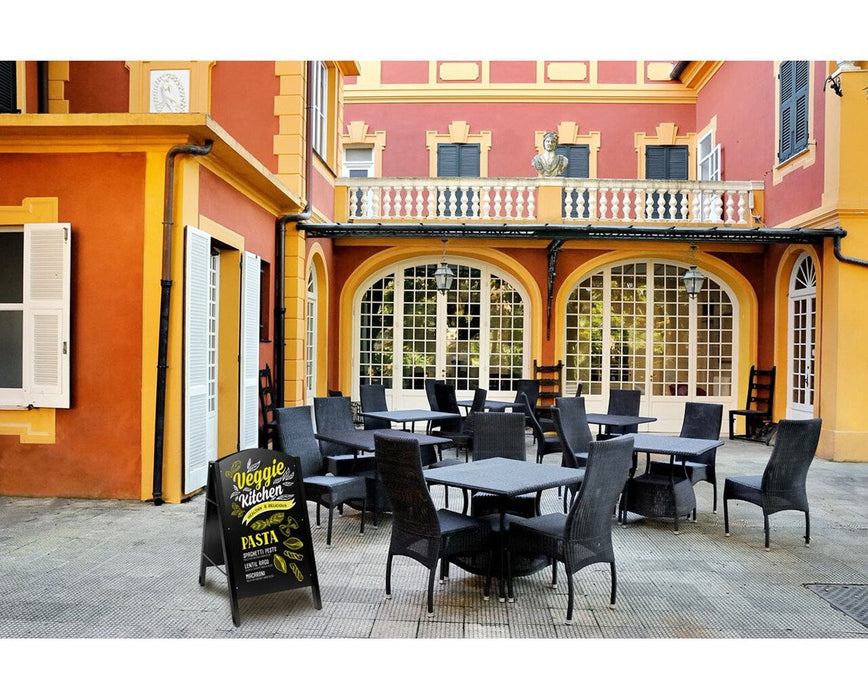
[345,84,698,104]
[674,61,724,91]
[335,61,361,77]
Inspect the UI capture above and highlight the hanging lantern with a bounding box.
[433,238,455,295]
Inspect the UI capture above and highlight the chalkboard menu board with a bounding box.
[199,448,321,626]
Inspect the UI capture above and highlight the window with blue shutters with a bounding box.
[1,61,19,113]
[437,143,480,216]
[779,60,810,163]
[645,145,688,220]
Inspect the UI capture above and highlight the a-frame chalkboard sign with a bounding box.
[199,448,321,626]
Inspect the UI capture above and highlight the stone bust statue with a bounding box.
[532,130,569,176]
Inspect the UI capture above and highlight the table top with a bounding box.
[423,458,583,497]
[359,409,458,423]
[586,413,657,428]
[631,433,723,458]
[456,399,523,411]
[316,428,452,453]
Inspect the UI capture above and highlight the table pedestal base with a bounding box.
[622,474,696,533]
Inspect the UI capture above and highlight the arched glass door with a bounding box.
[787,253,816,419]
[356,259,528,407]
[564,259,737,431]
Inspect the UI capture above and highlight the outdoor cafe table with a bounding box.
[586,413,657,436]
[358,409,458,432]
[315,428,453,524]
[622,434,724,533]
[423,458,584,602]
[456,399,523,412]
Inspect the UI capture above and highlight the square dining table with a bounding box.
[622,433,724,533]
[358,409,458,432]
[456,399,523,412]
[423,458,584,601]
[586,413,657,436]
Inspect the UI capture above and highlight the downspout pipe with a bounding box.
[273,61,315,408]
[833,231,868,267]
[153,140,213,505]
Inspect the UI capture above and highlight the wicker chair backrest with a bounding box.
[274,406,325,479]
[761,418,821,512]
[313,396,355,457]
[360,383,391,430]
[555,396,594,455]
[472,412,527,461]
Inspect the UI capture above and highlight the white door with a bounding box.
[787,253,816,419]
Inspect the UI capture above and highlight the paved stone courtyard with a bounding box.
[1,435,864,693]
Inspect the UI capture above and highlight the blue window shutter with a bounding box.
[779,60,809,161]
[437,143,459,176]
[0,61,18,113]
[557,145,590,178]
[437,143,480,177]
[645,145,687,179]
[645,146,667,178]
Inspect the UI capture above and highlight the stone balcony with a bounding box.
[334,177,764,226]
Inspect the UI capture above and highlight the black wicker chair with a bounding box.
[601,389,641,439]
[724,417,822,549]
[274,406,367,546]
[312,395,377,479]
[506,435,635,622]
[375,432,492,616]
[554,396,594,512]
[648,402,723,517]
[359,382,391,430]
[522,392,561,464]
[432,384,486,460]
[469,412,537,518]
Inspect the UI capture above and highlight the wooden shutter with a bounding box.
[557,145,590,178]
[437,143,459,176]
[0,61,18,113]
[239,251,261,450]
[437,143,480,177]
[23,224,71,408]
[184,226,211,492]
[779,61,809,161]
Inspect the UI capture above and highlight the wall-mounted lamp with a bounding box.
[433,237,455,295]
[682,244,706,299]
[824,73,843,97]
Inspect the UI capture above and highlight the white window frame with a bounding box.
[787,253,816,419]
[239,251,261,449]
[0,223,71,409]
[311,61,329,158]
[342,146,374,177]
[697,132,721,181]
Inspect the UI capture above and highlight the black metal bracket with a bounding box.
[546,239,564,340]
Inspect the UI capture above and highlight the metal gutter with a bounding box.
[298,221,845,245]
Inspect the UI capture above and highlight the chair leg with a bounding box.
[315,503,322,527]
[763,513,771,550]
[804,510,811,546]
[426,566,437,617]
[723,497,730,536]
[551,560,558,589]
[326,506,335,547]
[609,561,617,608]
[385,552,393,598]
[359,494,367,536]
[565,567,575,623]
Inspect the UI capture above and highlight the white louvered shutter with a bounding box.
[184,226,212,492]
[24,223,71,408]
[239,251,261,449]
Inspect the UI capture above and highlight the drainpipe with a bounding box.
[833,231,868,267]
[273,61,315,408]
[37,62,48,113]
[153,140,213,505]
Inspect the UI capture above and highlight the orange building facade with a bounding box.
[1,59,867,505]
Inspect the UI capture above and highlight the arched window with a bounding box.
[788,253,816,418]
[356,259,528,406]
[564,259,738,431]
